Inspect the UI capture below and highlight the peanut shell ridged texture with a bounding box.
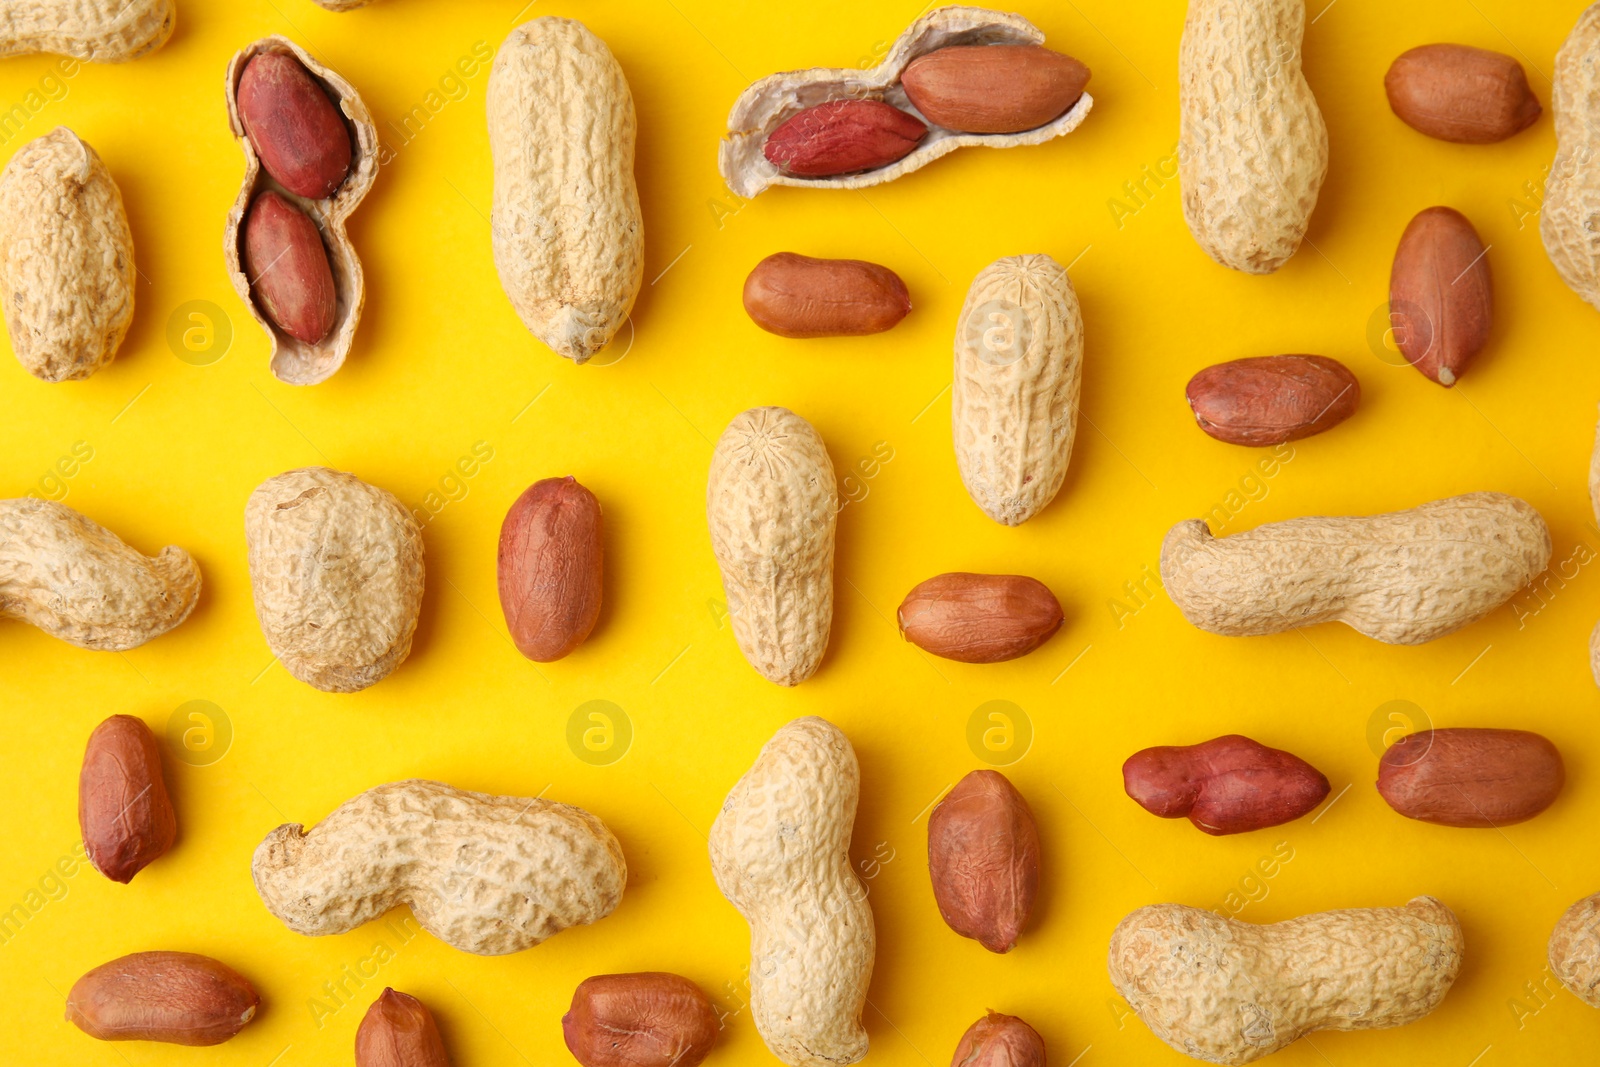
[252,779,626,957]
[245,467,424,693]
[707,407,837,686]
[1109,898,1463,1064]
[1551,892,1600,1007]
[1179,0,1328,273]
[0,0,173,61]
[66,951,259,1045]
[1160,492,1550,645]
[709,718,874,1067]
[1544,6,1600,312]
[0,127,134,382]
[0,498,200,650]
[953,254,1082,526]
[488,17,642,364]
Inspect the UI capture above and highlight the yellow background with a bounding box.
[0,0,1594,1063]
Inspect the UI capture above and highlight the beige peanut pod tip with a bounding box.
[1,498,199,650]
[953,254,1082,525]
[1161,492,1550,645]
[1551,891,1600,1007]
[0,127,134,382]
[488,17,643,364]
[245,467,424,693]
[253,779,626,956]
[710,718,874,1067]
[707,407,837,686]
[1543,5,1600,311]
[1110,897,1462,1064]
[0,0,173,62]
[1179,0,1328,273]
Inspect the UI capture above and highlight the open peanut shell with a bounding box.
[720,5,1093,198]
[224,36,377,385]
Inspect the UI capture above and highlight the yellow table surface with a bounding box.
[1,0,1595,1063]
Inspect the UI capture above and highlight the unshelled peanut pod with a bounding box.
[1545,5,1600,313]
[0,0,173,61]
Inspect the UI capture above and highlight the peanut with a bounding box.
[763,100,927,178]
[245,467,425,693]
[244,191,337,344]
[563,973,718,1067]
[1161,492,1551,644]
[497,476,603,662]
[1179,0,1328,273]
[1377,728,1563,827]
[902,45,1090,134]
[953,254,1082,526]
[707,407,837,686]
[1551,892,1600,1007]
[237,52,354,199]
[1543,6,1600,313]
[742,252,911,338]
[357,988,452,1067]
[253,778,626,956]
[1185,355,1359,445]
[1122,734,1329,835]
[1390,206,1491,387]
[66,951,259,1045]
[1,498,200,651]
[0,127,134,381]
[79,715,176,883]
[489,17,642,364]
[897,573,1063,663]
[0,0,173,61]
[927,770,1040,953]
[949,1012,1046,1067]
[710,717,874,1067]
[1385,44,1540,144]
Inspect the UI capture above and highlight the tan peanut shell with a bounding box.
[1543,5,1600,312]
[707,407,837,686]
[224,36,376,385]
[253,779,626,956]
[710,718,874,1067]
[1110,897,1462,1064]
[0,127,134,382]
[245,467,424,693]
[1161,492,1550,644]
[0,0,173,61]
[1551,891,1600,1007]
[953,254,1083,525]
[488,17,643,364]
[1,498,199,650]
[720,6,1093,198]
[1179,0,1328,273]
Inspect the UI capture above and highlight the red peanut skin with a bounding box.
[1122,735,1330,835]
[1377,728,1564,827]
[243,191,337,344]
[238,52,354,199]
[65,952,259,1045]
[743,252,911,337]
[1384,44,1540,144]
[903,44,1090,134]
[764,99,926,177]
[562,973,718,1067]
[1185,355,1359,446]
[356,988,452,1066]
[898,573,1063,663]
[927,770,1041,953]
[79,714,176,884]
[1390,206,1491,387]
[950,1011,1046,1067]
[497,476,603,662]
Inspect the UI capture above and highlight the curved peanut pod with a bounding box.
[707,407,837,686]
[710,718,873,1067]
[1551,891,1600,1007]
[1179,0,1328,273]
[952,254,1083,526]
[0,0,173,62]
[1161,492,1550,644]
[1110,897,1462,1064]
[253,779,626,957]
[488,17,643,364]
[0,499,199,650]
[1543,5,1600,312]
[0,127,134,382]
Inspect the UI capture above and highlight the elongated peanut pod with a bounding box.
[0,0,174,61]
[1543,5,1600,311]
[1551,891,1600,1007]
[0,499,199,650]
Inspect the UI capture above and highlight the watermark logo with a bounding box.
[166,700,232,767]
[1365,699,1431,759]
[567,700,632,766]
[585,316,634,367]
[167,300,232,366]
[963,300,1031,367]
[966,700,1032,766]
